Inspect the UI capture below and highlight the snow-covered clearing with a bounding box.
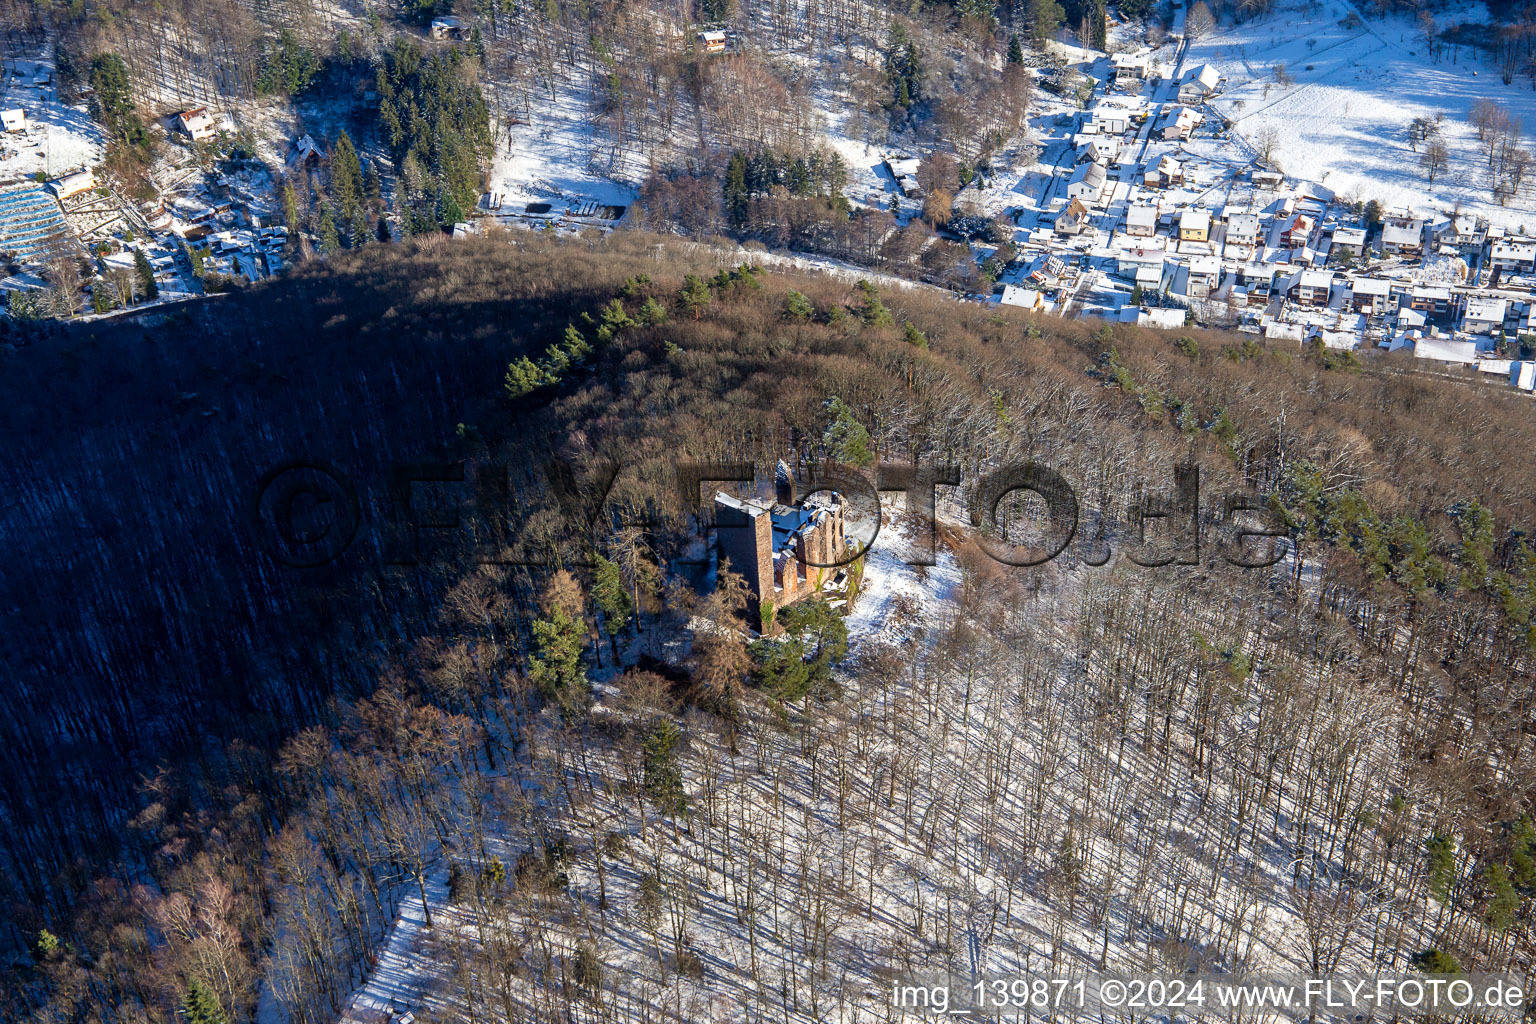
[0,56,104,184]
[1193,0,1536,226]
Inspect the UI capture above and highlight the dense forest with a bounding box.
[3,229,1536,1022]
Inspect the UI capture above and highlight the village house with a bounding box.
[1283,214,1313,250]
[1348,277,1393,315]
[698,29,728,53]
[1110,52,1154,84]
[1,108,24,133]
[1381,218,1425,257]
[1233,264,1274,304]
[715,476,847,632]
[1463,295,1509,335]
[430,15,467,39]
[1144,153,1183,188]
[1253,169,1285,190]
[883,156,923,198]
[46,168,95,200]
[1413,335,1479,365]
[1330,226,1367,258]
[1489,240,1536,276]
[1125,203,1158,237]
[1186,255,1220,298]
[1178,208,1211,243]
[1178,64,1223,104]
[1076,137,1119,166]
[174,107,216,142]
[1407,284,1453,316]
[1001,284,1046,311]
[1066,160,1108,203]
[1161,106,1201,141]
[1286,269,1335,307]
[1225,213,1260,250]
[1088,103,1134,136]
[1054,197,1090,236]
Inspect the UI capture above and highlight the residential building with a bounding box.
[1144,154,1183,188]
[46,168,95,200]
[1463,296,1509,335]
[1348,278,1392,315]
[1225,213,1260,249]
[1066,161,1108,203]
[1110,52,1154,83]
[1381,219,1425,256]
[1125,204,1158,237]
[1290,269,1334,307]
[1283,214,1313,249]
[1001,285,1045,310]
[698,29,728,53]
[175,107,216,142]
[1054,198,1090,236]
[1178,208,1210,243]
[1178,64,1223,104]
[1161,106,1201,141]
[1489,241,1536,276]
[1187,255,1219,298]
[1330,226,1367,257]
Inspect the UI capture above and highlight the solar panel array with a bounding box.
[0,184,69,262]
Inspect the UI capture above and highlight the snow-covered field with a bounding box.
[0,57,104,184]
[1193,0,1536,226]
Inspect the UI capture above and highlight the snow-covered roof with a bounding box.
[1414,336,1478,364]
[1179,208,1210,232]
[1000,285,1042,309]
[1382,222,1422,247]
[1332,226,1367,246]
[1227,213,1260,236]
[1,108,24,132]
[1464,296,1508,324]
[1189,255,1220,275]
[1126,204,1158,229]
[1298,269,1333,289]
[1185,64,1221,91]
[1351,277,1391,296]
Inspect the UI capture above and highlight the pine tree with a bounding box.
[316,202,341,253]
[724,151,750,226]
[785,289,814,319]
[679,274,711,319]
[181,979,229,1024]
[530,607,590,718]
[365,161,383,205]
[591,555,633,633]
[642,719,687,814]
[823,396,874,466]
[1007,34,1025,64]
[132,248,158,300]
[330,130,365,222]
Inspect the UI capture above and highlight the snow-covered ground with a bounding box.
[0,57,104,183]
[1192,0,1536,226]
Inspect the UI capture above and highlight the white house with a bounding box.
[1076,137,1120,165]
[1161,106,1201,141]
[1186,255,1220,298]
[1291,269,1335,307]
[1054,197,1091,236]
[1110,52,1154,83]
[46,168,96,200]
[1000,285,1044,311]
[1178,64,1223,103]
[1125,203,1158,237]
[1088,104,1133,135]
[1,108,24,133]
[1463,296,1509,335]
[1331,226,1367,257]
[1066,161,1108,203]
[1225,213,1260,249]
[1489,241,1536,275]
[174,107,216,142]
[1381,219,1425,256]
